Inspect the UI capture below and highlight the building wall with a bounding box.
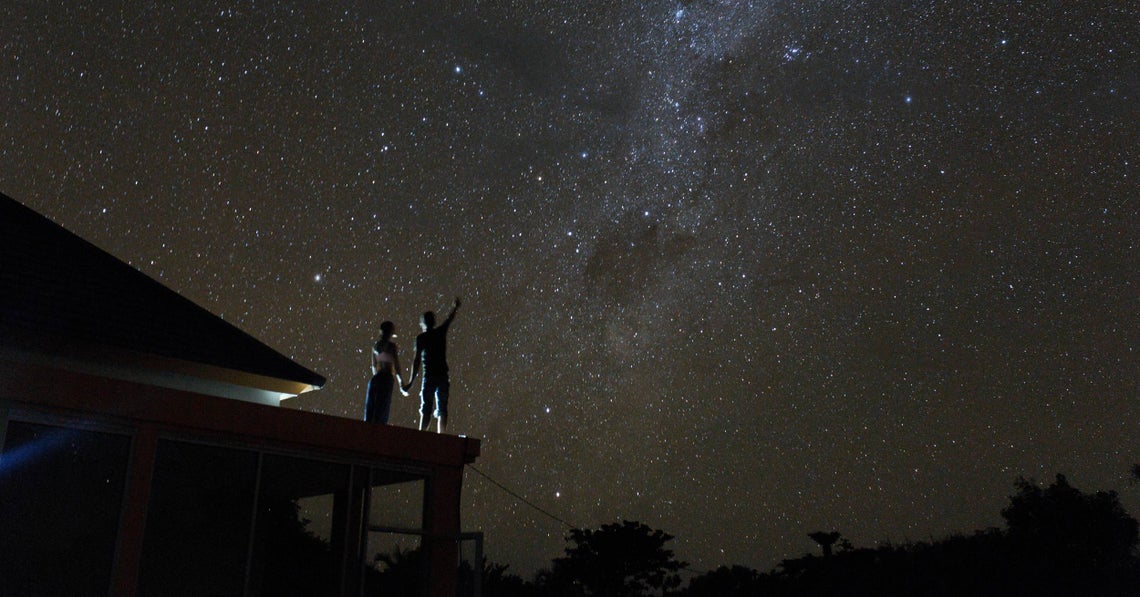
[0,358,477,597]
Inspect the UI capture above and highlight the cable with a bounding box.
[466,464,575,529]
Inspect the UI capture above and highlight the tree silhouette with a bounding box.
[459,560,536,597]
[545,520,686,597]
[486,473,1140,597]
[779,475,1140,596]
[1002,474,1139,594]
[248,498,337,596]
[680,565,764,597]
[369,545,423,596]
[676,474,1140,597]
[807,531,842,557]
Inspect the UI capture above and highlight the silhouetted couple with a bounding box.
[365,297,461,433]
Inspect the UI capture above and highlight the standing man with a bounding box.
[403,297,461,433]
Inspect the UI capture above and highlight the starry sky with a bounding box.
[2,0,1137,578]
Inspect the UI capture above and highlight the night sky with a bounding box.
[2,1,1136,577]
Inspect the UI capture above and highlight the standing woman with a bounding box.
[365,321,406,424]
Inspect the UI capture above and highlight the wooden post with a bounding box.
[110,425,158,597]
[423,465,464,597]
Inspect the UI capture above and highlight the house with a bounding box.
[0,192,480,596]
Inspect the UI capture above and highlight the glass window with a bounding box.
[0,421,131,595]
[246,454,350,597]
[369,470,425,530]
[137,440,258,597]
[365,470,426,595]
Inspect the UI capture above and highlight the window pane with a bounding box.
[247,454,349,597]
[0,421,131,595]
[365,471,426,595]
[137,440,258,597]
[369,470,424,529]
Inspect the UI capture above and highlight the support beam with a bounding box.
[110,425,158,597]
[423,465,465,597]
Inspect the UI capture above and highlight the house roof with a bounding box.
[0,192,326,396]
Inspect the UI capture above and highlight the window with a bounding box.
[137,440,259,597]
[0,421,131,595]
[246,454,350,597]
[365,470,427,595]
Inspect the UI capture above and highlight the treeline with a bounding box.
[454,472,1140,597]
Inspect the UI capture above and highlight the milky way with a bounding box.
[2,1,1136,576]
